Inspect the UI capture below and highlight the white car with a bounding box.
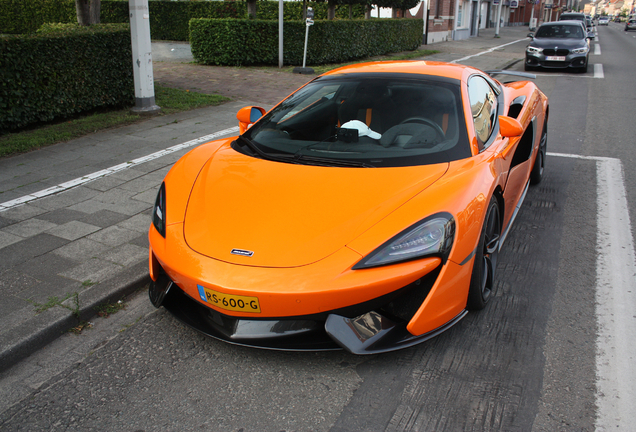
[598,17,610,26]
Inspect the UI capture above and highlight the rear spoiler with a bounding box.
[485,70,536,80]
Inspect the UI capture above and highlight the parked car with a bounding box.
[615,16,622,22]
[559,12,595,38]
[598,16,610,25]
[526,21,590,73]
[147,60,549,354]
[626,17,636,31]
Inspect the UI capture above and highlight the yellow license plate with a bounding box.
[197,285,261,313]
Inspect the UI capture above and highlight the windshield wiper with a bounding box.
[294,154,375,168]
[234,136,301,164]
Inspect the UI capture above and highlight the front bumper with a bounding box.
[149,258,469,355]
[525,54,588,69]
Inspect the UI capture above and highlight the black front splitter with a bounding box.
[151,281,468,355]
[160,285,341,351]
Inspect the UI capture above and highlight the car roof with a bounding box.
[540,20,585,27]
[321,60,481,82]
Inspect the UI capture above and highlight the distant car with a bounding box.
[598,17,610,25]
[615,17,622,23]
[559,12,595,38]
[526,21,590,73]
[147,61,549,354]
[626,18,636,31]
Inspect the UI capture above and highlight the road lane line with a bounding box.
[594,44,601,55]
[450,38,529,63]
[548,152,636,431]
[594,63,605,78]
[0,126,239,212]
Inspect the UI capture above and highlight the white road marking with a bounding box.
[0,126,239,212]
[594,63,605,78]
[450,38,529,63]
[548,152,636,432]
[594,44,601,55]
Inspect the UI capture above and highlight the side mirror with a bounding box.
[498,115,524,138]
[237,106,266,134]
[527,32,534,38]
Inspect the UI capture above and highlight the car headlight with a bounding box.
[353,213,455,269]
[571,46,589,54]
[152,182,166,237]
[526,46,543,55]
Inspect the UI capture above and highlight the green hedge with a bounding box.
[0,0,364,40]
[0,24,133,132]
[190,18,422,66]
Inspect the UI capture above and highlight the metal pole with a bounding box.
[302,23,309,68]
[495,0,502,37]
[279,0,283,68]
[129,0,160,114]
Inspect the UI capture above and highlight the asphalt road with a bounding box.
[1,24,635,431]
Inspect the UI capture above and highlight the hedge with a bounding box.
[0,23,133,132]
[0,0,364,40]
[190,18,423,66]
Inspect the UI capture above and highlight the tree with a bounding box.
[247,0,257,18]
[75,0,100,26]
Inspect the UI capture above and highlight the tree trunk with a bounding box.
[328,0,336,19]
[75,0,100,26]
[365,5,372,19]
[349,4,353,19]
[247,0,257,18]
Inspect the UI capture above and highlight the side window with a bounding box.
[467,75,498,149]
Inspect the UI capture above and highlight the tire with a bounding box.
[580,61,588,74]
[524,63,534,71]
[530,118,547,185]
[467,196,501,311]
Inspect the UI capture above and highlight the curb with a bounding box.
[0,262,150,372]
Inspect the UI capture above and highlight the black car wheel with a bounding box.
[530,118,548,185]
[467,196,501,311]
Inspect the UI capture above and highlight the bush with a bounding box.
[0,0,364,39]
[190,18,423,66]
[0,23,134,132]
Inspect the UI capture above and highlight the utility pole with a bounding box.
[494,0,502,37]
[129,0,160,114]
[279,0,284,68]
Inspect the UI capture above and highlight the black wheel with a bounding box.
[530,118,547,185]
[467,196,501,311]
[579,61,588,73]
[524,62,534,71]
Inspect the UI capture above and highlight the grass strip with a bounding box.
[0,85,229,158]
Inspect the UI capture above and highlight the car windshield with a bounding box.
[239,74,471,168]
[536,24,585,38]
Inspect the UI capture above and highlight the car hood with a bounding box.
[183,145,449,268]
[530,37,587,49]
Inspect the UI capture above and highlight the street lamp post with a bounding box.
[129,0,160,114]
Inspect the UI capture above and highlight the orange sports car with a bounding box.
[148,61,548,354]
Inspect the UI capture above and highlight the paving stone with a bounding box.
[47,220,101,241]
[0,230,22,249]
[0,233,69,271]
[59,258,122,284]
[101,200,151,216]
[117,212,152,233]
[0,204,48,222]
[94,188,136,205]
[99,243,148,266]
[34,186,99,211]
[0,293,30,322]
[16,276,83,303]
[13,253,79,281]
[66,199,109,214]
[0,215,12,229]
[129,233,149,249]
[87,225,140,247]
[0,268,41,296]
[83,176,128,192]
[52,238,111,262]
[132,189,158,205]
[36,209,86,225]
[118,177,161,194]
[110,167,147,182]
[2,218,58,238]
[78,209,129,228]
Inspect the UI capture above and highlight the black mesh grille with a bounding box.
[543,49,569,56]
[378,267,441,322]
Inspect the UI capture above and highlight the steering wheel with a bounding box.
[400,117,445,141]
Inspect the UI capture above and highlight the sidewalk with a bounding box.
[0,25,531,371]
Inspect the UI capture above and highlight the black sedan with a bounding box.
[525,21,590,73]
